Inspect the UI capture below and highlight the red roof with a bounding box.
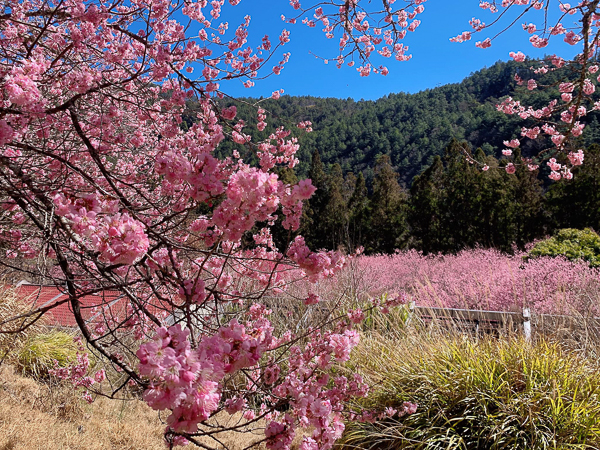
[18,284,125,327]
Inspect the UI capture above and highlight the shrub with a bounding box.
[17,331,79,378]
[341,331,600,450]
[527,228,600,267]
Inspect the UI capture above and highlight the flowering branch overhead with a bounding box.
[1,0,599,448]
[452,0,600,178]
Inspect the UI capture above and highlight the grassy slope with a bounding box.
[0,365,165,450]
[0,365,279,450]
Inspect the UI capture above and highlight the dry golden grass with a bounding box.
[0,365,312,450]
[0,364,166,450]
[0,284,47,364]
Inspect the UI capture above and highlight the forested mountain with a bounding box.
[186,59,600,187]
[182,59,600,254]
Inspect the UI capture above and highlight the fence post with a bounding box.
[405,301,416,327]
[522,307,531,341]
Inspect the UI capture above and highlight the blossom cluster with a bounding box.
[137,315,274,436]
[287,237,347,281]
[268,327,368,450]
[53,193,149,266]
[48,337,105,404]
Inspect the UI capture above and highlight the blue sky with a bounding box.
[215,0,578,100]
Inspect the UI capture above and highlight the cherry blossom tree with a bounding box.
[0,0,598,448]
[0,0,425,448]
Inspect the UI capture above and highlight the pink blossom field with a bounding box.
[335,249,600,316]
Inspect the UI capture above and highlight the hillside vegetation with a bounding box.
[200,59,600,185]
[186,60,600,254]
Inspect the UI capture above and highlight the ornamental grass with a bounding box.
[17,330,79,378]
[340,329,600,450]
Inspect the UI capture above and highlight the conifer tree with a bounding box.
[270,167,300,251]
[511,149,546,247]
[441,139,482,251]
[303,149,330,249]
[348,172,369,251]
[408,155,446,253]
[481,154,517,249]
[322,163,348,250]
[366,155,408,253]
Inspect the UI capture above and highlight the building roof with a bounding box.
[17,284,126,327]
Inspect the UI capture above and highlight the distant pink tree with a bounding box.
[0,0,598,448]
[355,249,600,315]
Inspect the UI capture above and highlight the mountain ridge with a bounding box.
[183,58,599,186]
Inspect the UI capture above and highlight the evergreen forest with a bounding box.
[184,59,600,254]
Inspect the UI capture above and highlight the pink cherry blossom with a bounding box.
[509,51,526,61]
[3,0,600,447]
[503,139,520,148]
[568,150,584,165]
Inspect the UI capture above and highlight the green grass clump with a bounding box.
[341,332,600,450]
[17,331,79,378]
[527,228,600,267]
